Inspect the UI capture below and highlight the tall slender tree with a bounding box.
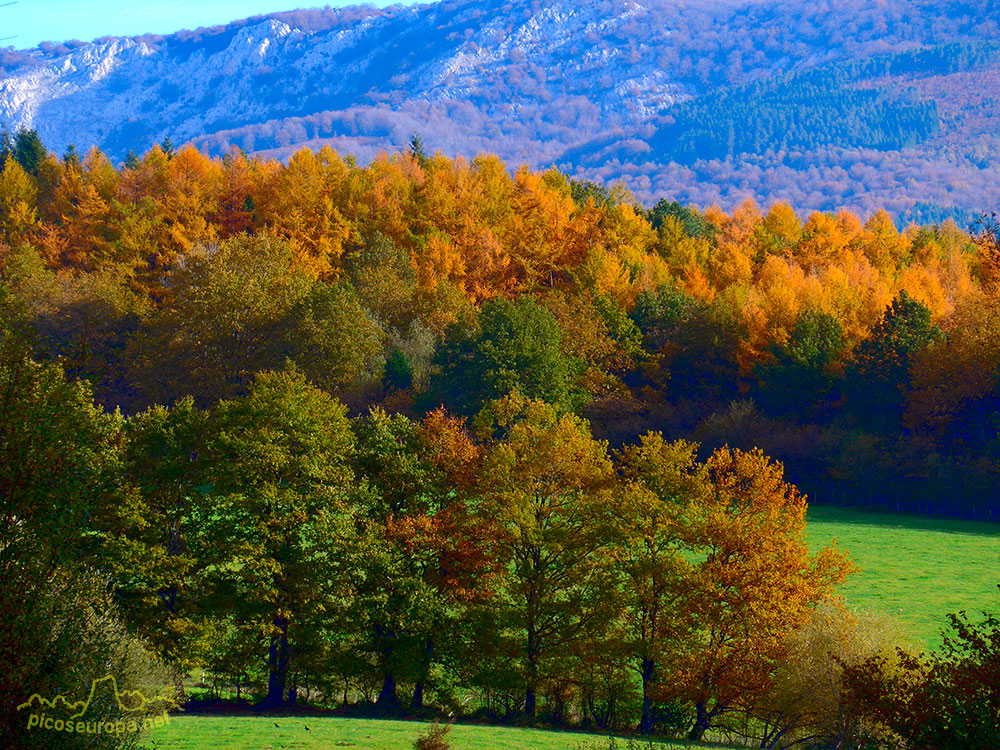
[476,394,615,717]
[202,368,357,707]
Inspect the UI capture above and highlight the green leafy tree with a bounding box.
[475,394,615,718]
[613,435,707,734]
[408,133,429,168]
[630,282,697,353]
[647,200,717,240]
[348,409,442,711]
[4,567,175,750]
[846,292,942,423]
[665,299,745,405]
[131,234,384,408]
[129,234,311,406]
[346,232,420,338]
[63,144,82,167]
[755,308,847,417]
[0,282,121,584]
[383,349,414,393]
[201,368,357,708]
[103,398,210,670]
[0,128,12,169]
[592,293,644,367]
[569,179,616,210]
[283,281,386,395]
[349,408,495,712]
[0,283,168,747]
[12,128,47,176]
[430,297,585,415]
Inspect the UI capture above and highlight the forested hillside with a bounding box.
[4,133,1000,749]
[1,133,999,518]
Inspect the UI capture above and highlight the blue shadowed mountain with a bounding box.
[1,0,999,218]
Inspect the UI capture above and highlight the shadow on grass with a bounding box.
[807,503,1000,537]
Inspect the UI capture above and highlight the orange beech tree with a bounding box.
[658,447,854,741]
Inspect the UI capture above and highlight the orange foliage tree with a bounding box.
[657,446,854,740]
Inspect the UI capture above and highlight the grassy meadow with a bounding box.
[806,505,1000,648]
[142,716,736,750]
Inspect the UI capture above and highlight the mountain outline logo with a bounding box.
[17,675,173,736]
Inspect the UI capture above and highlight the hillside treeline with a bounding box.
[1,132,999,517]
[608,40,1000,166]
[0,337,856,744]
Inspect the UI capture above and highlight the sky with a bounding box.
[0,0,398,48]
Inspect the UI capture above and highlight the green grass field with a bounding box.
[806,505,1000,649]
[143,716,734,750]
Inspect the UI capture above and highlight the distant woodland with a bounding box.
[2,1,1000,217]
[2,132,999,517]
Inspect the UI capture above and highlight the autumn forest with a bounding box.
[2,129,1000,749]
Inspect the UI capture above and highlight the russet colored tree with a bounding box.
[659,447,853,741]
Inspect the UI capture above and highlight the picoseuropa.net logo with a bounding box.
[17,675,173,736]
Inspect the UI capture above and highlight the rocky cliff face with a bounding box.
[0,1,688,159]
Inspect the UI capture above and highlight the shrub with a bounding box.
[843,588,1000,749]
[1,561,176,750]
[413,721,451,750]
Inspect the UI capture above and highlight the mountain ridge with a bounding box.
[1,0,999,218]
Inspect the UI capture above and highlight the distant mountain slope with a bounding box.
[1,0,999,218]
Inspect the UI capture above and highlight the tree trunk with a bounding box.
[265,617,290,708]
[687,700,710,742]
[377,672,399,712]
[411,678,425,713]
[639,657,656,734]
[374,621,400,713]
[411,636,435,711]
[524,624,538,718]
[525,685,537,718]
